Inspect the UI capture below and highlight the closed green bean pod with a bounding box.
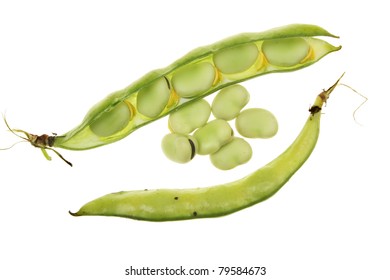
[52,24,340,151]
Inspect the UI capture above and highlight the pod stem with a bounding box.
[310,73,345,115]
[1,115,73,166]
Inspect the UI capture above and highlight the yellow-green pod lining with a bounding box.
[137,77,171,118]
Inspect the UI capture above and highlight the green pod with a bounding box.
[89,101,134,137]
[69,75,342,221]
[213,43,259,74]
[171,62,216,98]
[262,37,311,67]
[51,24,340,151]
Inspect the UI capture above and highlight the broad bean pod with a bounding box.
[51,24,340,151]
[69,75,343,221]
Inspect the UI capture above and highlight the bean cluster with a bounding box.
[161,85,278,170]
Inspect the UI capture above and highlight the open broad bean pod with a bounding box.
[5,24,341,167]
[52,24,340,151]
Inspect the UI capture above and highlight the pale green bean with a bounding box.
[210,137,252,170]
[235,108,278,138]
[211,85,250,120]
[161,133,197,164]
[193,119,233,155]
[168,99,211,134]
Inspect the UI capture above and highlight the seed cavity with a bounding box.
[211,85,250,121]
[161,133,198,164]
[235,108,278,138]
[90,101,134,137]
[137,77,171,118]
[262,37,310,67]
[300,46,315,64]
[210,137,252,170]
[172,62,216,98]
[213,43,259,74]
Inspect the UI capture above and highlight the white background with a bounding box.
[0,1,388,279]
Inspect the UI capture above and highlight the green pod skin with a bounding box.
[52,24,340,151]
[69,75,342,221]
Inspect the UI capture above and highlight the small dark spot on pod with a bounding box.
[48,135,56,147]
[309,105,321,115]
[144,189,149,191]
[193,211,198,216]
[174,196,179,200]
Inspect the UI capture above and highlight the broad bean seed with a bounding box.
[90,101,134,137]
[210,137,252,170]
[211,85,250,120]
[213,43,259,74]
[262,38,310,67]
[193,119,233,155]
[168,99,211,134]
[161,133,197,164]
[137,77,171,118]
[235,108,278,138]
